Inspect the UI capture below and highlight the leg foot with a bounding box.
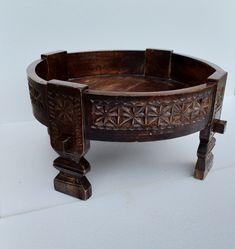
[53,156,92,200]
[194,129,215,180]
[54,173,92,200]
[194,152,214,180]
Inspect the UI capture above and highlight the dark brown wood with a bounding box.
[194,128,215,180]
[47,78,91,199]
[69,75,188,92]
[212,119,227,134]
[53,156,91,200]
[86,86,215,142]
[67,51,145,78]
[193,69,227,180]
[41,51,68,81]
[145,49,172,78]
[27,49,227,200]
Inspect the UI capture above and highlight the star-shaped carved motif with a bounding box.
[171,103,182,125]
[180,102,194,122]
[147,104,171,126]
[93,103,119,128]
[172,102,194,124]
[191,97,211,120]
[91,91,212,130]
[55,96,74,123]
[120,104,145,128]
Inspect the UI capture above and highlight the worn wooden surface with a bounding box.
[27,49,227,200]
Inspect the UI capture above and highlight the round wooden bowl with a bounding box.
[27,49,227,200]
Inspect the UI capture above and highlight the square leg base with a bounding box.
[54,172,92,200]
[194,153,214,180]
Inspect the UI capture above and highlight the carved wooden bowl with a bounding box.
[27,49,227,200]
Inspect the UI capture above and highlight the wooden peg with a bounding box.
[212,119,227,134]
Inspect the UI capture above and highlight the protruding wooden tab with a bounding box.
[41,50,67,59]
[48,79,87,92]
[41,51,68,80]
[212,119,227,134]
[207,71,227,83]
[145,49,173,78]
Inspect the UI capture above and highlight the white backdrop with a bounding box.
[1,0,234,124]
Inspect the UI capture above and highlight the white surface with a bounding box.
[0,97,234,249]
[0,0,235,124]
[1,167,235,249]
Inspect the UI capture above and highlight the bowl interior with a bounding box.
[34,50,216,94]
[69,74,189,92]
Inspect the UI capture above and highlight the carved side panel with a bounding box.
[91,89,213,131]
[47,80,89,160]
[28,79,45,110]
[28,77,48,125]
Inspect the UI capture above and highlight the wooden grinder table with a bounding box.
[27,49,227,200]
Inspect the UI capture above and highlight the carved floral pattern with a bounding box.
[91,91,213,130]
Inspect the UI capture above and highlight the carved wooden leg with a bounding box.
[53,156,92,200]
[194,119,227,180]
[194,128,215,180]
[45,62,91,200]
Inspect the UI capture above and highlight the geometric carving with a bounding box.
[54,95,74,124]
[47,81,87,158]
[91,89,213,131]
[28,80,45,111]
